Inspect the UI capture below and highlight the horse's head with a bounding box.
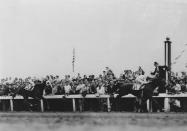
[110,79,120,93]
[111,80,131,93]
[147,77,167,94]
[32,79,50,96]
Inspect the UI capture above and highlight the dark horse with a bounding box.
[11,80,51,111]
[0,84,11,96]
[112,78,166,112]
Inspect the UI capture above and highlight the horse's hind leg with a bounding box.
[115,94,122,111]
[134,97,141,112]
[138,98,143,113]
[151,98,163,112]
[140,97,149,113]
[133,98,138,112]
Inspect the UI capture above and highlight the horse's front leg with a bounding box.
[34,96,49,111]
[143,97,160,113]
[151,97,163,112]
[32,96,42,111]
[23,96,33,111]
[134,97,142,113]
[140,97,149,113]
[115,94,123,111]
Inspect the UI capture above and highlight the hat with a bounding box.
[154,62,158,65]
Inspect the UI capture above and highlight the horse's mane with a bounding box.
[34,81,46,91]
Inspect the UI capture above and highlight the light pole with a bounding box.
[164,37,172,84]
[164,37,172,112]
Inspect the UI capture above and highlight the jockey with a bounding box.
[24,78,35,91]
[96,82,106,96]
[29,79,35,87]
[64,81,72,95]
[133,73,147,90]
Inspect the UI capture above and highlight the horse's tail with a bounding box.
[10,93,16,99]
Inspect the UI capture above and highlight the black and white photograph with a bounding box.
[0,0,187,131]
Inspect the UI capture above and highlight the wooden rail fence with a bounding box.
[0,93,187,112]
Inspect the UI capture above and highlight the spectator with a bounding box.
[77,73,81,80]
[64,81,72,95]
[76,80,86,95]
[96,82,106,96]
[102,71,107,80]
[89,80,97,94]
[0,67,187,97]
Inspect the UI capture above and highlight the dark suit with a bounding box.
[151,65,168,80]
[151,65,168,93]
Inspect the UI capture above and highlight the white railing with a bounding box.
[0,93,187,112]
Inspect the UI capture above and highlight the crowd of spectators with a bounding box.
[0,67,187,96]
[169,72,187,93]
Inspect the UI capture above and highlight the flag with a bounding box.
[72,48,75,72]
[172,43,187,66]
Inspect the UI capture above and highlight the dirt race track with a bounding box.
[0,112,187,131]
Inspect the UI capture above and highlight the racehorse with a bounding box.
[111,81,141,111]
[11,80,51,111]
[112,78,165,112]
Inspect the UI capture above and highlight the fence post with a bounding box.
[40,99,44,112]
[72,98,76,112]
[147,99,153,112]
[150,99,153,112]
[10,98,14,112]
[147,99,150,112]
[164,97,170,112]
[107,97,111,112]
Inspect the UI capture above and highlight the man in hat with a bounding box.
[64,81,72,95]
[151,62,168,80]
[151,61,168,93]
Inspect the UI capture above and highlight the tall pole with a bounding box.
[164,37,171,112]
[164,37,172,83]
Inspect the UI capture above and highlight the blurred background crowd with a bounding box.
[0,66,187,96]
